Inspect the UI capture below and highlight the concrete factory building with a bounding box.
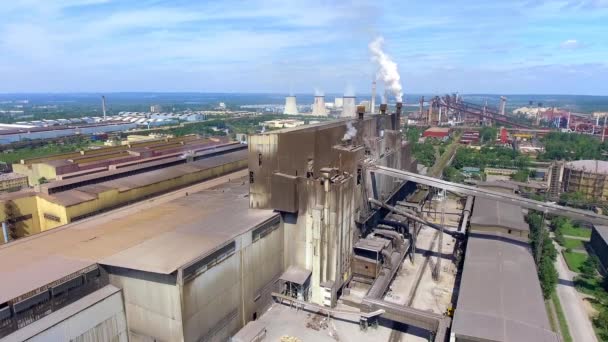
[283,96,298,115]
[0,110,417,341]
[248,110,414,306]
[548,160,608,201]
[0,176,282,341]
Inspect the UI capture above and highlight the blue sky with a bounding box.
[0,0,607,95]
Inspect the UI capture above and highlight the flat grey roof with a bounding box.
[0,174,277,303]
[470,199,529,232]
[279,266,311,285]
[452,232,558,342]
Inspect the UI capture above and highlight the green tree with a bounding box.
[38,177,48,184]
[603,273,608,292]
[511,169,529,182]
[579,256,599,278]
[479,127,497,143]
[405,127,423,143]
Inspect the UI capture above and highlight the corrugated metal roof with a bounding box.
[0,176,276,302]
[452,232,558,342]
[470,199,529,232]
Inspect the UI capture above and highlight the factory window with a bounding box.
[43,213,61,222]
[508,229,512,234]
[258,153,263,166]
[249,171,254,183]
[252,312,258,321]
[357,167,362,185]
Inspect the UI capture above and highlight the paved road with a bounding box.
[554,242,597,342]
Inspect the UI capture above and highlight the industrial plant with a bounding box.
[2,93,606,342]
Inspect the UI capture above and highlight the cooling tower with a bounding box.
[335,97,344,108]
[341,96,357,118]
[312,96,327,116]
[284,96,298,115]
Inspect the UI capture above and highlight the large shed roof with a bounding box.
[0,174,276,303]
[470,198,528,232]
[452,232,558,342]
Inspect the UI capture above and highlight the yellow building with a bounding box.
[0,173,28,192]
[1,149,247,243]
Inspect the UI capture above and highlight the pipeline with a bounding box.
[459,196,474,233]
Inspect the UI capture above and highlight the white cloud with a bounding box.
[560,39,581,49]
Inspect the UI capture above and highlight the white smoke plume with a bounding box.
[369,36,403,102]
[314,87,324,96]
[342,121,357,141]
[344,84,355,97]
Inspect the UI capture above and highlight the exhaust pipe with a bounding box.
[394,102,403,130]
[380,104,387,115]
[357,105,366,120]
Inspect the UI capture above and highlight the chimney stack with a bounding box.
[380,104,387,115]
[101,95,107,120]
[394,102,403,130]
[357,105,366,120]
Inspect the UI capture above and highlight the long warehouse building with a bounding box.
[0,175,282,341]
[451,198,558,342]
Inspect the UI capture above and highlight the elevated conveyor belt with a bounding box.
[367,165,608,225]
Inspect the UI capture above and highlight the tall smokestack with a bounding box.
[357,105,366,120]
[499,96,507,116]
[102,95,107,120]
[341,96,357,118]
[371,80,376,114]
[380,104,387,115]
[284,96,298,115]
[394,102,402,130]
[312,96,326,116]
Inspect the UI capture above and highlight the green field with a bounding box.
[563,251,587,273]
[562,238,584,250]
[560,225,592,238]
[1,141,104,164]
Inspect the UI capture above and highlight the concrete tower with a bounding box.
[334,97,343,108]
[499,96,507,116]
[312,96,327,116]
[284,96,298,115]
[341,96,357,118]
